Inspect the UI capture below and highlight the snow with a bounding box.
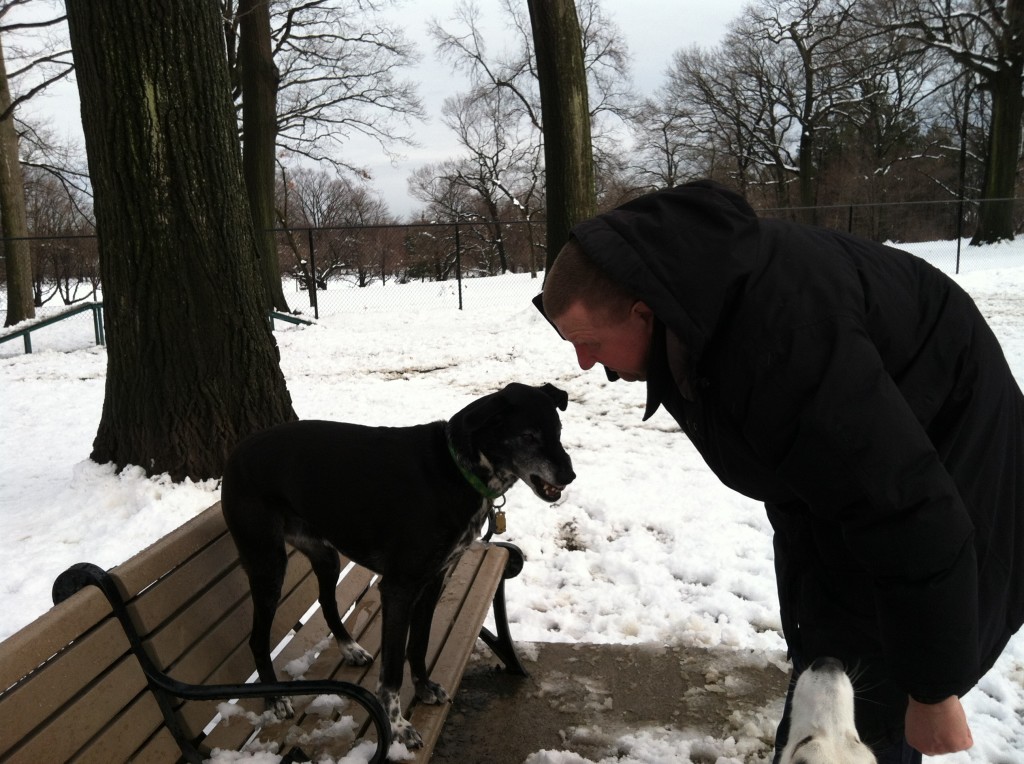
[2,238,1024,762]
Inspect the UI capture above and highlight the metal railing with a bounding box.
[0,303,312,356]
[0,301,105,354]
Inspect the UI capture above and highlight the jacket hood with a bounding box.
[570,180,761,368]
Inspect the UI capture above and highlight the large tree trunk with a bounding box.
[66,0,296,481]
[527,0,595,270]
[0,33,34,327]
[239,0,290,311]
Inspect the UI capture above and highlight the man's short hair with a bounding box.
[542,237,636,324]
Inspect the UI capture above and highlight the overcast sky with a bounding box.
[25,0,750,219]
[366,0,750,217]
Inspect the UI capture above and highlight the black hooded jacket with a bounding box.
[564,181,1024,735]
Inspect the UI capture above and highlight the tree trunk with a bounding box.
[526,0,595,270]
[972,67,1024,244]
[65,0,296,481]
[239,0,290,310]
[0,33,34,327]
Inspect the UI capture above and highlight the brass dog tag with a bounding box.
[494,510,506,535]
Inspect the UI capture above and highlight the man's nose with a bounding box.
[574,345,596,370]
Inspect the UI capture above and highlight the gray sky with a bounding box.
[25,0,749,219]
[368,0,749,217]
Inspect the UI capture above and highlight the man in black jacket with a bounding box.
[536,180,1024,761]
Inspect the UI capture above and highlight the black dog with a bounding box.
[221,382,575,748]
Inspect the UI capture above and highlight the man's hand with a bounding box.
[905,695,973,754]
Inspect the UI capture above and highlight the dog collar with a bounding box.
[446,438,504,501]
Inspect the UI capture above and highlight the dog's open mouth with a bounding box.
[531,476,565,502]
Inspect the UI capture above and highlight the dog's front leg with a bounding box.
[408,574,449,705]
[378,580,423,749]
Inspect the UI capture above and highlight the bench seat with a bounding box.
[0,502,526,763]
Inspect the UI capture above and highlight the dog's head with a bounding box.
[450,382,575,502]
[779,657,877,764]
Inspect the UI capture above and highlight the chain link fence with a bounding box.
[272,220,546,318]
[2,199,1023,331]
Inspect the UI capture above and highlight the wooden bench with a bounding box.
[0,502,527,763]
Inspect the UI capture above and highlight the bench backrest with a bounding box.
[0,503,334,763]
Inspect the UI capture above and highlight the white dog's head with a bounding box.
[779,657,878,764]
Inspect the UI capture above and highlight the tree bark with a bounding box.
[65,0,296,481]
[972,9,1024,246]
[972,71,1023,244]
[0,32,34,327]
[526,0,595,270]
[239,0,290,310]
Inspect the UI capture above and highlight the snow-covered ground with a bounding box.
[2,238,1023,763]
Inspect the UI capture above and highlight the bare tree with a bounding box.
[740,0,895,215]
[238,0,290,312]
[277,165,396,288]
[662,34,798,204]
[22,159,96,308]
[429,0,617,262]
[871,0,1023,243]
[527,0,595,261]
[0,0,73,326]
[255,0,425,175]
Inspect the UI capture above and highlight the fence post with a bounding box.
[306,228,320,320]
[455,222,463,311]
[92,303,105,346]
[847,204,853,234]
[955,198,964,275]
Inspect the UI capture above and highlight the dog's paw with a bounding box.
[414,679,450,705]
[392,718,424,749]
[267,695,294,719]
[338,639,373,666]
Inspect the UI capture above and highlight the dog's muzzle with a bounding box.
[530,475,567,502]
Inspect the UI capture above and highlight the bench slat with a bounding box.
[172,560,322,741]
[0,583,110,694]
[0,617,134,760]
[246,545,508,762]
[70,690,172,764]
[198,563,379,754]
[228,575,387,756]
[108,724,192,764]
[126,532,241,636]
[408,545,509,762]
[2,646,150,763]
[111,503,228,598]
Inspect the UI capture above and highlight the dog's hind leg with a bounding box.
[224,498,295,718]
[407,574,449,705]
[290,532,373,666]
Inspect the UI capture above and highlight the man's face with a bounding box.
[552,300,654,382]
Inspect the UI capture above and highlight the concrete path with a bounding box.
[431,641,790,764]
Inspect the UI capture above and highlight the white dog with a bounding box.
[779,657,878,764]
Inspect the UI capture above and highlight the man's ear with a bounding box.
[631,301,653,323]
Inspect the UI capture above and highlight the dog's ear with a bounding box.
[458,393,511,432]
[539,383,569,411]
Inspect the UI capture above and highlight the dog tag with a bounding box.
[494,510,506,535]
